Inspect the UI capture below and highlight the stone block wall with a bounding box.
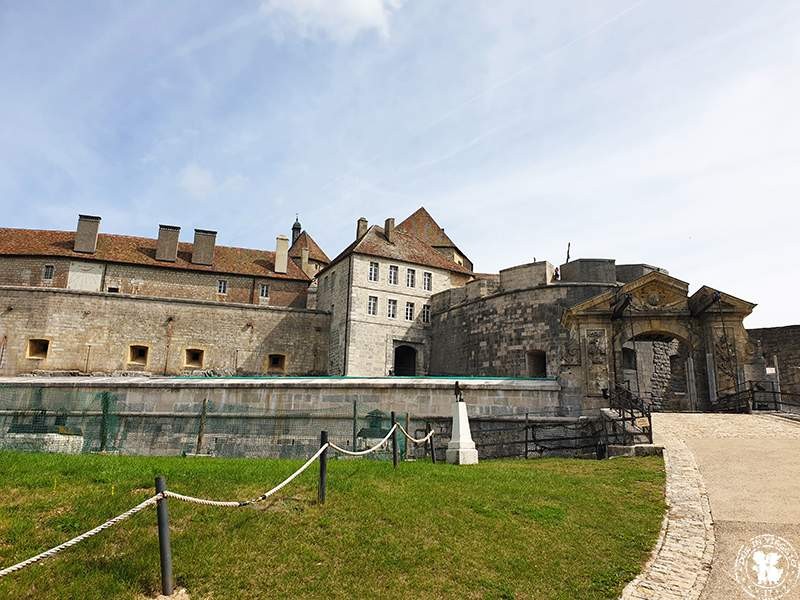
[0,286,329,376]
[749,325,800,395]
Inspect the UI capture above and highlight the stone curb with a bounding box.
[620,436,715,599]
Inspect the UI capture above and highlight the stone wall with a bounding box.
[0,286,329,376]
[0,376,562,458]
[749,325,800,395]
[0,256,310,308]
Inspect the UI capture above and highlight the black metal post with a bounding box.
[154,476,174,596]
[391,411,398,468]
[318,431,328,504]
[426,422,437,464]
[524,412,530,459]
[352,399,358,450]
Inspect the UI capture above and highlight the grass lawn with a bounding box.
[0,452,665,600]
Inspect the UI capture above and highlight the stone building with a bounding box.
[0,207,792,416]
[315,214,472,376]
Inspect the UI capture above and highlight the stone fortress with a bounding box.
[0,208,796,416]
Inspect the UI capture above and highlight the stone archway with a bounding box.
[563,271,759,411]
[393,345,417,376]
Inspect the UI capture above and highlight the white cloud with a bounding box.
[260,0,403,42]
[178,164,216,198]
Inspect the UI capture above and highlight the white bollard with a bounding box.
[446,400,479,465]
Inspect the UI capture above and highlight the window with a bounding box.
[369,261,379,282]
[622,347,637,370]
[128,345,149,366]
[185,348,204,369]
[388,265,399,285]
[27,339,49,360]
[405,302,415,321]
[268,353,286,373]
[332,272,337,289]
[217,279,228,294]
[324,276,329,290]
[260,284,269,299]
[43,265,55,281]
[107,286,120,293]
[406,268,416,288]
[388,298,397,319]
[423,272,432,291]
[526,350,547,378]
[422,304,431,324]
[367,295,378,316]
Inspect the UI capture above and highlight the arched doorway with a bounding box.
[393,345,417,376]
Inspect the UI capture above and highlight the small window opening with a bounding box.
[107,286,120,293]
[526,350,547,378]
[259,284,269,299]
[43,265,55,281]
[217,279,228,294]
[622,347,637,370]
[185,348,204,369]
[268,353,286,373]
[27,339,50,360]
[128,345,149,365]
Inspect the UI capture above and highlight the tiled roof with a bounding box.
[0,228,310,281]
[289,231,330,264]
[396,207,457,249]
[319,224,473,276]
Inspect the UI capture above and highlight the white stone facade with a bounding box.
[317,253,464,376]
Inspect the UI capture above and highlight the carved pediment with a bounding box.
[628,280,688,312]
[689,286,757,317]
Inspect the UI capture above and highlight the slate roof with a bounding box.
[289,231,330,264]
[318,224,473,277]
[0,228,310,281]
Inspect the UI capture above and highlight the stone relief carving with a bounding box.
[586,329,607,365]
[628,282,686,313]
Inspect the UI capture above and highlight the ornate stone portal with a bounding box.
[562,271,758,410]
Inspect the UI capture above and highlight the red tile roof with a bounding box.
[0,228,310,281]
[319,223,473,277]
[289,231,330,264]
[397,207,457,249]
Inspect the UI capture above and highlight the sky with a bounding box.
[1,0,798,327]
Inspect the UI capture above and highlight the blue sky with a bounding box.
[1,1,798,327]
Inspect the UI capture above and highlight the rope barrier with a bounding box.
[0,494,161,579]
[327,424,397,456]
[395,422,434,444]
[1,422,434,579]
[164,443,329,507]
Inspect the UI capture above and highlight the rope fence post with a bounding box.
[524,412,530,459]
[154,476,174,597]
[426,422,436,464]
[352,399,358,450]
[404,412,411,460]
[318,430,328,504]
[390,411,398,468]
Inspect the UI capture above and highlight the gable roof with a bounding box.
[397,207,457,249]
[319,224,473,277]
[289,231,330,264]
[0,228,310,281]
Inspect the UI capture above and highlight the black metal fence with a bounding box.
[710,380,800,415]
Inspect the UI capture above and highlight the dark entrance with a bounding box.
[393,345,417,376]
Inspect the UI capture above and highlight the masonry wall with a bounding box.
[749,325,800,395]
[0,256,309,308]
[0,286,329,376]
[0,377,562,457]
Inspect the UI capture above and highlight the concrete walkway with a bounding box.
[623,413,800,600]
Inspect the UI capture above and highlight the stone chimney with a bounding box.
[275,235,289,274]
[356,217,368,239]
[155,225,180,262]
[384,218,395,243]
[74,214,101,253]
[300,247,312,276]
[191,229,216,265]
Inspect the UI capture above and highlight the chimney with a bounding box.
[74,214,101,253]
[356,217,368,239]
[155,225,180,262]
[275,235,289,274]
[300,247,311,276]
[384,218,395,243]
[192,229,216,265]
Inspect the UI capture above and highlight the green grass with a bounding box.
[0,452,665,600]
